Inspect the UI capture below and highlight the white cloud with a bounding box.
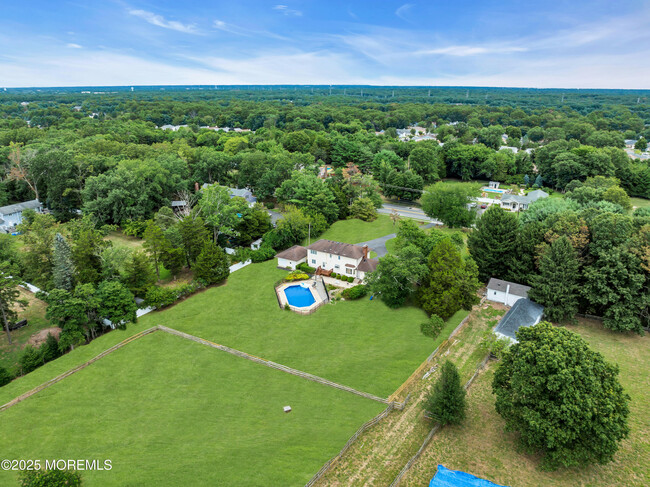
[395,4,414,21]
[128,9,199,34]
[273,5,302,17]
[66,43,83,49]
[416,45,528,56]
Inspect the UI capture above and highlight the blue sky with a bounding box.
[1,0,650,88]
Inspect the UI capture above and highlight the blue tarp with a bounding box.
[429,465,508,487]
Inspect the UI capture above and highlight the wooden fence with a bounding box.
[0,327,159,413]
[388,353,491,487]
[305,394,411,487]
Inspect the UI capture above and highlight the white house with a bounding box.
[486,278,531,307]
[276,245,308,270]
[276,239,379,280]
[500,189,548,212]
[0,199,43,233]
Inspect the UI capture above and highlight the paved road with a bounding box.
[377,203,442,224]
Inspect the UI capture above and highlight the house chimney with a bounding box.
[195,182,199,192]
[362,245,369,259]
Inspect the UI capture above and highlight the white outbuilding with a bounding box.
[486,278,531,307]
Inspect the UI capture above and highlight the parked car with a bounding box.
[480,204,487,209]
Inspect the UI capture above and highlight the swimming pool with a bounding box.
[482,187,508,194]
[284,284,316,308]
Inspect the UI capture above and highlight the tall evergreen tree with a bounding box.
[124,250,157,296]
[468,205,519,282]
[418,238,480,319]
[528,236,580,322]
[0,266,26,345]
[53,232,75,290]
[194,241,230,285]
[426,360,466,425]
[178,216,210,267]
[143,220,169,279]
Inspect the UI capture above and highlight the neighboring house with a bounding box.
[624,139,637,148]
[0,199,43,233]
[493,298,544,343]
[228,188,257,206]
[171,200,187,212]
[275,239,379,280]
[500,189,549,211]
[486,278,530,307]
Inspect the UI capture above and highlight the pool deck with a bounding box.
[276,280,326,314]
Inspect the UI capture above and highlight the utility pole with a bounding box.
[308,223,311,246]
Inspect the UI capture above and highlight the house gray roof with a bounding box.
[357,257,379,273]
[486,278,531,298]
[527,189,549,201]
[228,188,257,204]
[501,190,549,206]
[171,200,187,207]
[0,199,42,216]
[307,239,366,260]
[276,245,307,261]
[494,298,544,342]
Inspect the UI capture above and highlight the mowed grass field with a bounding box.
[308,214,397,244]
[402,319,649,487]
[137,260,432,398]
[0,332,385,486]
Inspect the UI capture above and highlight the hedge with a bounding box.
[297,262,316,274]
[342,285,368,300]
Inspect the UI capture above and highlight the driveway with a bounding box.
[357,222,438,258]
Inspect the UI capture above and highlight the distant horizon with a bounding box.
[2,1,650,89]
[3,84,650,92]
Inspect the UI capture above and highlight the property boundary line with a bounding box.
[388,354,491,487]
[1,324,393,413]
[0,326,159,413]
[157,326,388,404]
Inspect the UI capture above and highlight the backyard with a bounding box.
[0,289,52,373]
[401,318,649,487]
[0,331,385,486]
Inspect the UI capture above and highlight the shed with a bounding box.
[486,278,530,307]
[494,298,544,343]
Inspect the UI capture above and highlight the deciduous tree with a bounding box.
[492,322,630,470]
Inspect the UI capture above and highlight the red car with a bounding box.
[480,204,487,209]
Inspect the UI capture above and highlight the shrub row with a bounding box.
[285,271,309,281]
[1,332,63,387]
[296,262,316,274]
[341,285,368,300]
[331,273,355,282]
[144,280,205,310]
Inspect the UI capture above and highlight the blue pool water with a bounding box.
[284,284,316,308]
[482,187,507,194]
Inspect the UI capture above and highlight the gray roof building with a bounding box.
[494,298,544,342]
[275,245,307,261]
[307,239,366,260]
[228,188,257,205]
[487,278,531,298]
[0,199,42,216]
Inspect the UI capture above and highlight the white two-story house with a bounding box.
[276,239,378,280]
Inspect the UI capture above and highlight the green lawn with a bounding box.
[308,214,397,245]
[0,289,52,373]
[0,332,384,486]
[630,197,650,211]
[1,260,433,403]
[405,319,649,487]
